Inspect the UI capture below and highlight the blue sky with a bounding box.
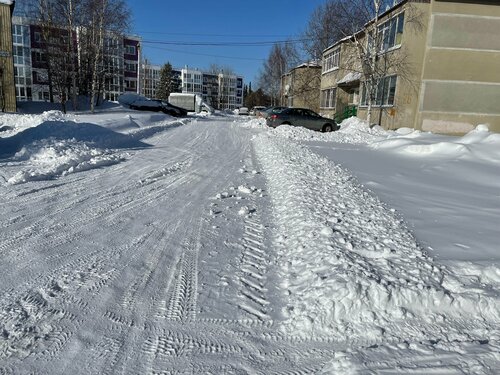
[127,0,326,86]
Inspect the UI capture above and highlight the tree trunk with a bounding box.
[90,1,105,113]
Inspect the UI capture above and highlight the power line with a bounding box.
[144,45,266,62]
[136,31,297,38]
[140,38,312,47]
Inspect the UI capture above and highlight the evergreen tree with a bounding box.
[156,62,173,101]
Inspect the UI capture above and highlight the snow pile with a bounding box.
[239,117,267,129]
[7,139,125,185]
[254,131,500,340]
[270,116,388,144]
[370,124,500,163]
[0,109,186,185]
[0,111,71,137]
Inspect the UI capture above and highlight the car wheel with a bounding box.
[322,124,334,132]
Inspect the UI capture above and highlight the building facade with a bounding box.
[178,68,243,110]
[7,17,244,110]
[320,0,500,134]
[10,16,142,104]
[281,62,322,113]
[0,0,16,112]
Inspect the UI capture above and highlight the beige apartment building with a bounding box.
[320,0,500,134]
[281,62,322,113]
[0,0,16,113]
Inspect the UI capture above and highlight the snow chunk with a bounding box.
[7,139,124,185]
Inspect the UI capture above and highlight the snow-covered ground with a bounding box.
[0,104,498,373]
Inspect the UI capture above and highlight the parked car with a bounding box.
[130,99,187,117]
[261,106,287,119]
[250,106,267,116]
[236,107,249,115]
[266,107,339,132]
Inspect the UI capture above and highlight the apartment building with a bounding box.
[0,0,16,112]
[180,68,243,110]
[281,61,322,113]
[141,63,182,100]
[320,0,500,134]
[122,37,140,96]
[218,73,243,110]
[10,16,141,103]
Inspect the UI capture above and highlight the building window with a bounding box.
[125,79,136,90]
[125,45,136,55]
[360,75,397,106]
[321,88,336,108]
[125,62,137,72]
[378,12,405,52]
[322,47,340,73]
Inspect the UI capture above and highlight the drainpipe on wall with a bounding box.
[136,42,141,95]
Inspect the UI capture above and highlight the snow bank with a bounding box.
[0,110,183,184]
[370,124,500,163]
[254,131,500,340]
[7,139,125,185]
[269,117,387,144]
[0,111,71,137]
[239,117,267,129]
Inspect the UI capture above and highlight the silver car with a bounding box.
[266,107,339,132]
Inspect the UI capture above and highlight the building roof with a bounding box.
[0,0,14,4]
[294,60,321,69]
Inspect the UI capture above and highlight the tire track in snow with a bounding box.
[0,160,194,295]
[161,220,202,323]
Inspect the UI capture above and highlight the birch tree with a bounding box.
[82,0,129,112]
[35,0,80,113]
[258,42,299,105]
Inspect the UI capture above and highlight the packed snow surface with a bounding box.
[0,107,499,373]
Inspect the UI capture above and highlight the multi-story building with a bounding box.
[10,16,141,104]
[319,0,500,134]
[179,68,243,110]
[8,16,244,111]
[0,0,17,112]
[202,72,219,107]
[281,61,322,113]
[142,62,160,99]
[141,63,182,99]
[218,73,243,110]
[123,36,140,96]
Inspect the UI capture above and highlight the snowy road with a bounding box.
[0,112,499,374]
[0,116,338,373]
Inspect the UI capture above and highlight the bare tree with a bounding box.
[35,0,80,113]
[207,64,234,76]
[33,0,130,111]
[258,42,299,105]
[301,0,367,60]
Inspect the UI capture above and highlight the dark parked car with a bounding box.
[130,99,188,117]
[266,107,339,132]
[261,106,288,119]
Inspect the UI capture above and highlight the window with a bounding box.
[33,51,46,63]
[125,62,137,72]
[378,12,405,52]
[360,75,397,106]
[125,79,136,89]
[125,45,136,55]
[321,88,336,108]
[322,48,340,73]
